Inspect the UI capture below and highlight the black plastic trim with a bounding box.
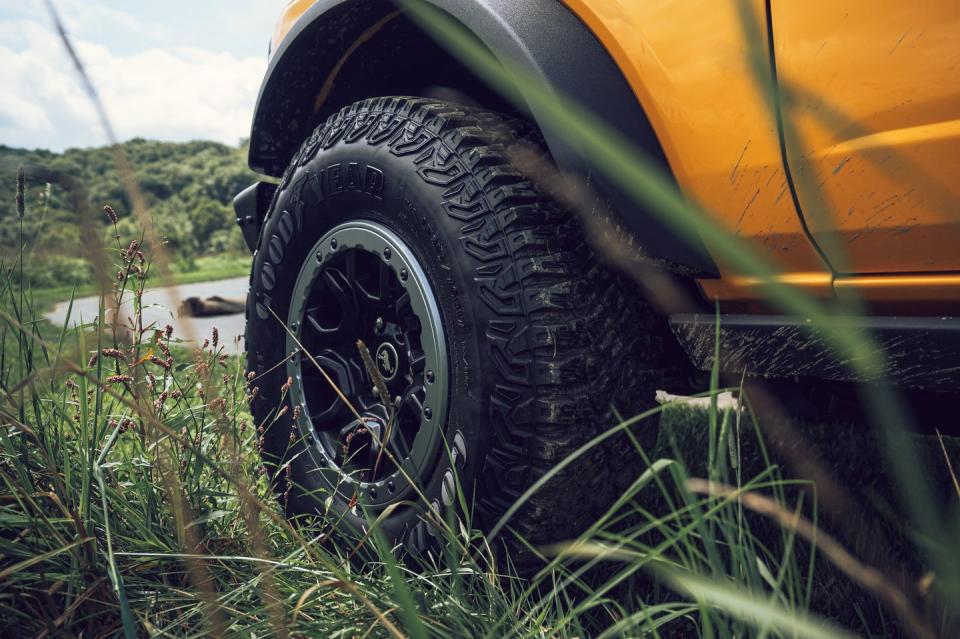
[670,313,960,390]
[246,0,719,277]
[234,181,277,252]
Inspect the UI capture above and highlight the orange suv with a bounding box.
[234,0,960,554]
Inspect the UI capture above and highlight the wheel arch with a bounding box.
[248,0,718,277]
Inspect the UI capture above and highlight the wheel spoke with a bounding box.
[311,398,351,426]
[387,424,411,460]
[304,307,339,335]
[378,260,392,302]
[395,291,411,316]
[407,350,426,374]
[401,386,424,418]
[324,268,359,319]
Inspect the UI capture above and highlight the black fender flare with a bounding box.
[247,0,718,277]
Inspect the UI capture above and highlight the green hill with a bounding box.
[1,138,256,288]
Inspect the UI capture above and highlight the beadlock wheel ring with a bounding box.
[286,220,449,508]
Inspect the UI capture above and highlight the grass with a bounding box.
[1,221,957,637]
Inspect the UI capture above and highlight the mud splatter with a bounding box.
[671,315,960,390]
[736,189,761,228]
[729,140,751,183]
[774,183,788,204]
[832,157,851,175]
[889,29,910,55]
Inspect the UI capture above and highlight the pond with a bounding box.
[44,276,249,347]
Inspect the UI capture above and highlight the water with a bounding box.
[44,277,249,346]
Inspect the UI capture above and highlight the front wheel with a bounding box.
[246,96,667,559]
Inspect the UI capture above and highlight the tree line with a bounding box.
[1,138,255,288]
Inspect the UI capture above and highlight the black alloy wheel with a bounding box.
[285,221,448,504]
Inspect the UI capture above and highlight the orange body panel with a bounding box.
[770,1,960,276]
[271,0,314,57]
[559,0,833,302]
[269,0,960,311]
[835,274,960,314]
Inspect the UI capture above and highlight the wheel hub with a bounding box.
[286,221,448,507]
[375,342,400,381]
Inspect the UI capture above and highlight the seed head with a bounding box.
[103,204,118,224]
[106,374,132,384]
[15,166,25,219]
[212,326,219,348]
[149,355,171,370]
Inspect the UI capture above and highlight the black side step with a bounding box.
[669,314,960,391]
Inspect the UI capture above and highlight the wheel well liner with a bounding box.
[248,0,718,277]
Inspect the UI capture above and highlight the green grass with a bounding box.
[2,231,956,636]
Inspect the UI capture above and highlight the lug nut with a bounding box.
[399,268,408,282]
[425,370,435,384]
[423,407,432,420]
[315,250,322,263]
[330,237,337,249]
[375,317,383,332]
[383,247,391,260]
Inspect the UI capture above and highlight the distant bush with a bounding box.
[23,254,92,289]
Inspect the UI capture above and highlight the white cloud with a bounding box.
[0,17,266,151]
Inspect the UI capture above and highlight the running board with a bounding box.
[669,314,960,390]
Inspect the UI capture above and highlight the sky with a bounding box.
[0,0,282,151]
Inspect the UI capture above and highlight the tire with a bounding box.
[246,96,667,561]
